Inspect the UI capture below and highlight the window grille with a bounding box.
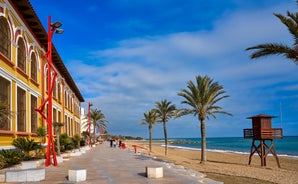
[31,95,37,133]
[17,87,26,132]
[17,38,26,72]
[31,53,37,81]
[0,76,10,130]
[0,17,11,59]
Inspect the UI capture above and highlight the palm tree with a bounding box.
[53,122,64,156]
[81,131,90,145]
[140,109,157,152]
[246,1,298,64]
[90,108,109,144]
[177,75,232,163]
[154,100,176,156]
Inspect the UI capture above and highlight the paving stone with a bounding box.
[41,144,222,184]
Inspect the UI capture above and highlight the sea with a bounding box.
[152,136,298,158]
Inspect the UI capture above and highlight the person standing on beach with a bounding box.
[110,139,113,147]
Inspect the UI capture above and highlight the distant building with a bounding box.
[80,107,88,132]
[0,0,84,148]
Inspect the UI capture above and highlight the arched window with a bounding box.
[0,17,11,59]
[17,86,26,132]
[57,82,61,102]
[31,95,37,133]
[30,52,37,81]
[17,37,26,72]
[44,65,48,91]
[0,75,11,131]
[53,82,57,99]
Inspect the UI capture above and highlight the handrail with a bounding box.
[243,128,282,139]
[132,144,148,154]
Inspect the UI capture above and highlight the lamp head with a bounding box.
[55,28,64,34]
[51,21,62,28]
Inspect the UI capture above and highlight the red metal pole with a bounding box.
[46,16,57,166]
[87,102,92,147]
[35,16,61,167]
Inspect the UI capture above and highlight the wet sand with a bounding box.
[125,140,298,184]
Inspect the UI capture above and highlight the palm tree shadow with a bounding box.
[191,158,249,167]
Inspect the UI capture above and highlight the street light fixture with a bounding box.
[87,102,93,147]
[36,16,63,167]
[51,21,62,28]
[55,28,64,34]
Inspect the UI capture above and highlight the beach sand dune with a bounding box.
[125,140,298,184]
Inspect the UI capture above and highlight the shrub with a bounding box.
[0,149,25,167]
[0,154,6,169]
[73,134,81,149]
[80,139,86,147]
[59,133,74,152]
[12,137,42,157]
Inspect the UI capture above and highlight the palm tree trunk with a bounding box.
[56,133,61,156]
[149,127,152,152]
[163,120,168,156]
[200,119,207,163]
[93,126,96,144]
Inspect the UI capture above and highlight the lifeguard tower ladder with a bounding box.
[243,114,282,168]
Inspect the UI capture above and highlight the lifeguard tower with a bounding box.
[243,114,282,168]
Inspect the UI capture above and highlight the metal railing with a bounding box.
[243,128,282,139]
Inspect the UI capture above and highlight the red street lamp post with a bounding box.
[87,102,93,147]
[36,16,63,167]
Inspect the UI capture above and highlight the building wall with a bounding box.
[0,0,83,147]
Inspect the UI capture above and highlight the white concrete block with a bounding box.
[68,169,87,182]
[6,170,26,182]
[0,174,5,183]
[70,152,82,156]
[21,161,37,169]
[146,166,163,178]
[36,159,45,167]
[61,152,70,158]
[5,168,45,182]
[83,146,91,151]
[26,168,45,181]
[50,156,64,164]
[57,156,63,163]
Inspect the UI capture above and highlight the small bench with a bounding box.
[146,166,163,178]
[68,168,87,182]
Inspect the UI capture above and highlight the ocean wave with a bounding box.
[162,145,298,158]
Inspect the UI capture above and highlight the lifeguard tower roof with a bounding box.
[246,114,277,119]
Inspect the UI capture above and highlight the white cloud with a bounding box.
[70,2,298,138]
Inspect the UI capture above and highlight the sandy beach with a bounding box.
[125,140,298,184]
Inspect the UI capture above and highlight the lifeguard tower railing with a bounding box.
[243,128,283,139]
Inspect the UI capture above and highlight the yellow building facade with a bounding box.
[0,0,84,148]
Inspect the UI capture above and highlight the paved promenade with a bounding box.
[41,143,222,184]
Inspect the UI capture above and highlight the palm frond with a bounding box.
[246,43,298,64]
[246,2,298,64]
[178,75,232,121]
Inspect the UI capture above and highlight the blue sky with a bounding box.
[30,0,298,138]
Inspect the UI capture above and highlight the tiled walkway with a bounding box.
[39,143,222,184]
